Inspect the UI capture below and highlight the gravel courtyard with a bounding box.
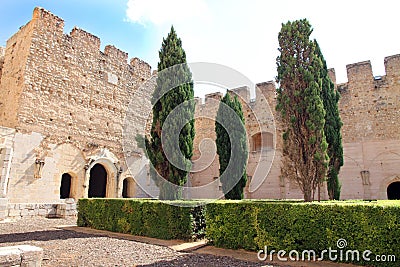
[0,217,275,267]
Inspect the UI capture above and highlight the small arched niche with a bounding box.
[122,177,136,198]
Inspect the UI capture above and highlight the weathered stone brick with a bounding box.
[0,6,399,216]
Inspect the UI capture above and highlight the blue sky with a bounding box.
[1,0,399,96]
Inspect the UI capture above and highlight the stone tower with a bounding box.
[0,7,156,219]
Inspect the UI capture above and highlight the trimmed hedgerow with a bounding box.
[78,199,399,266]
[78,199,205,241]
[205,200,400,266]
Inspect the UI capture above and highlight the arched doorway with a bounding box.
[88,164,107,198]
[60,173,72,199]
[387,182,400,200]
[122,177,135,198]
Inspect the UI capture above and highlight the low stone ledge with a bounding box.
[5,199,77,220]
[0,245,43,267]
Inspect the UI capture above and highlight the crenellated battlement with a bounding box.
[334,54,400,91]
[194,92,222,107]
[204,92,223,103]
[32,7,64,36]
[256,81,275,90]
[384,54,400,79]
[195,87,250,106]
[328,68,336,84]
[0,7,152,151]
[70,27,101,51]
[229,86,250,103]
[105,45,128,62]
[336,54,400,143]
[345,60,374,84]
[130,57,152,79]
[194,97,202,106]
[196,81,277,108]
[33,7,63,24]
[27,7,151,73]
[2,6,398,150]
[256,81,276,99]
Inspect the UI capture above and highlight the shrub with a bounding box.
[78,199,205,241]
[205,200,400,266]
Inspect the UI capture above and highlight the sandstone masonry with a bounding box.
[190,57,400,200]
[0,7,399,220]
[334,56,400,199]
[0,7,156,219]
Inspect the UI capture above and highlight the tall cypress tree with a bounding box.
[315,41,344,200]
[276,19,329,202]
[145,26,195,200]
[215,93,248,199]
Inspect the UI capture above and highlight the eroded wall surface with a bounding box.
[1,7,399,204]
[0,7,154,205]
[336,55,400,199]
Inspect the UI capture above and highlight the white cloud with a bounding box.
[126,0,210,26]
[125,0,400,96]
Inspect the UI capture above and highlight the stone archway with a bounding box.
[84,149,120,198]
[378,175,400,199]
[122,177,135,198]
[387,182,400,200]
[88,164,107,198]
[60,173,72,199]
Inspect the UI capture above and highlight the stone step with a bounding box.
[5,201,77,220]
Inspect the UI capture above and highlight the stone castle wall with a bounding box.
[0,7,399,209]
[337,55,400,143]
[191,55,400,200]
[0,7,151,158]
[190,82,308,200]
[333,56,400,199]
[190,94,221,198]
[0,7,155,207]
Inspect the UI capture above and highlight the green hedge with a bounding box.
[78,199,205,240]
[78,199,399,266]
[205,200,400,266]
